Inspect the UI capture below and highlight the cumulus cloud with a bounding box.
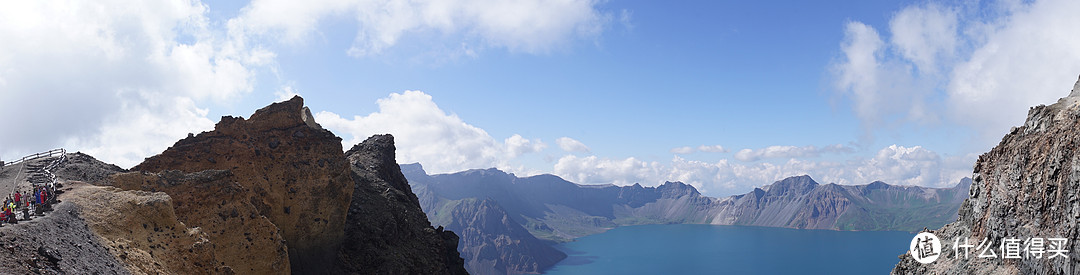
[832,0,1080,146]
[556,137,590,153]
[314,90,547,174]
[889,3,958,72]
[0,0,624,167]
[229,0,616,56]
[505,134,547,158]
[555,144,972,196]
[697,145,728,153]
[671,145,727,154]
[670,146,695,154]
[0,0,267,167]
[733,144,854,162]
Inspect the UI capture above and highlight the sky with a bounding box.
[3,0,1080,197]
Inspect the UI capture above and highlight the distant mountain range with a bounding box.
[403,164,970,275]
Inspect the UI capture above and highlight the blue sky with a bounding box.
[3,0,1080,196]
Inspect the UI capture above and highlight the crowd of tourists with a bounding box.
[0,185,54,225]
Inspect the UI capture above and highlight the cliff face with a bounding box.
[893,77,1080,274]
[132,96,354,273]
[430,198,566,275]
[108,170,289,274]
[63,182,233,274]
[335,134,468,275]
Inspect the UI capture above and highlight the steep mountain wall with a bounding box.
[893,77,1080,274]
[108,170,289,274]
[431,198,565,275]
[335,134,468,274]
[63,182,233,274]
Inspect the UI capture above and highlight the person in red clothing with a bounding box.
[14,191,20,207]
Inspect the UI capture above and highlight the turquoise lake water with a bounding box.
[544,224,914,275]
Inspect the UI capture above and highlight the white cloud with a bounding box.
[229,0,616,57]
[733,144,853,162]
[505,134,547,158]
[670,146,695,154]
[697,145,728,153]
[832,0,1080,146]
[314,90,546,174]
[0,0,266,167]
[0,0,623,166]
[671,145,727,154]
[889,3,958,72]
[832,21,934,128]
[556,137,590,153]
[274,85,301,101]
[554,144,970,196]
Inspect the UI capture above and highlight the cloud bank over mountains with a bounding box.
[317,91,974,195]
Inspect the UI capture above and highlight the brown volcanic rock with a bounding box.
[108,170,288,274]
[893,76,1080,274]
[63,182,233,274]
[336,134,468,274]
[132,96,354,274]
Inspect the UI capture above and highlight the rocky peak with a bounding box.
[657,181,701,197]
[764,175,819,195]
[337,134,468,274]
[132,95,355,274]
[865,181,890,190]
[345,134,420,208]
[400,162,428,177]
[1026,75,1080,131]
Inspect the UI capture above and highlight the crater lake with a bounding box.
[544,224,914,274]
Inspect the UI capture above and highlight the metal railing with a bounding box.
[2,148,66,168]
[6,148,66,202]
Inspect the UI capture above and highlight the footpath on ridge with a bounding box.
[0,148,65,223]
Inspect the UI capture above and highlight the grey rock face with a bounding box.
[893,76,1080,274]
[336,134,468,275]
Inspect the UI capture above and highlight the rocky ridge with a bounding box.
[0,96,468,274]
[132,96,354,274]
[892,77,1080,274]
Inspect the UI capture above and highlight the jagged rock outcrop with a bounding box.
[108,170,288,274]
[131,96,354,274]
[335,134,467,274]
[892,77,1080,274]
[63,182,232,274]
